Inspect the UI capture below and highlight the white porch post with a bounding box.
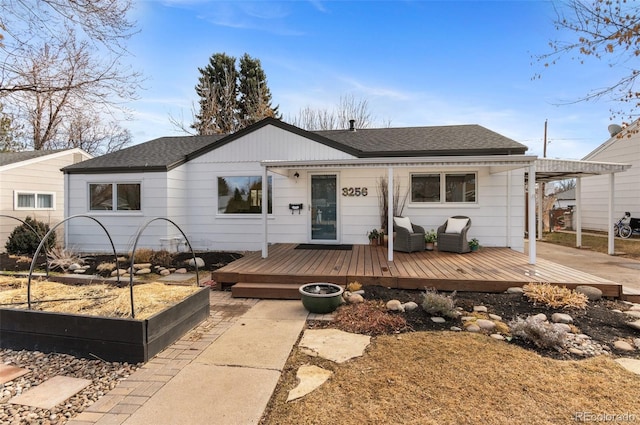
[537,181,543,239]
[506,171,512,247]
[528,163,537,264]
[261,166,269,258]
[608,173,615,255]
[575,177,582,248]
[387,167,394,261]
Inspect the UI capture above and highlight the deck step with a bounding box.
[231,282,303,299]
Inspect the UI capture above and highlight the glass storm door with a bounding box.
[310,174,338,242]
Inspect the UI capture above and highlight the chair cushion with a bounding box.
[394,216,413,233]
[445,217,469,234]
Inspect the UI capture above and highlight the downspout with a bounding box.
[528,163,537,264]
[575,177,582,248]
[387,167,394,261]
[262,166,268,258]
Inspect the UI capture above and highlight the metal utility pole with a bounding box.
[543,119,548,158]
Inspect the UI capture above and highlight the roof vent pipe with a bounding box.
[349,119,356,131]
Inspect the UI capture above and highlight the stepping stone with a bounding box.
[286,365,333,402]
[615,358,640,375]
[0,365,30,384]
[9,376,91,410]
[299,329,370,363]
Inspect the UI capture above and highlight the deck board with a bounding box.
[212,244,622,297]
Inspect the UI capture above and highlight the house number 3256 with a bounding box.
[342,187,368,197]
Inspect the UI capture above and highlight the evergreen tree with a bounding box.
[238,54,280,127]
[193,53,279,135]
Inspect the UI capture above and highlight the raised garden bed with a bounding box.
[0,286,210,363]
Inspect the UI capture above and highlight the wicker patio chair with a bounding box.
[393,217,426,253]
[437,216,472,253]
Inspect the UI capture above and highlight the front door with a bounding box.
[310,174,338,242]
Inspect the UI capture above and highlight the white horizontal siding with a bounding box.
[64,123,527,253]
[1,151,90,250]
[580,133,640,231]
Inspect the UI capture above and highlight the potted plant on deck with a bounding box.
[425,229,437,251]
[368,229,379,245]
[469,238,480,252]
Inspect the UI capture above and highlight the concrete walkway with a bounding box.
[65,292,328,425]
[531,240,640,294]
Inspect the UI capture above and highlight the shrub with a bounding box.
[150,250,175,268]
[523,282,588,309]
[130,248,154,264]
[421,288,458,318]
[509,315,567,349]
[5,216,56,255]
[346,281,362,292]
[46,246,84,272]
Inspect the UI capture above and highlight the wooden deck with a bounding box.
[212,244,623,299]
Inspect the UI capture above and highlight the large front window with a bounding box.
[89,183,141,211]
[411,173,476,204]
[217,176,272,214]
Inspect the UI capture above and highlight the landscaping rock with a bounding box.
[554,323,572,333]
[614,340,635,352]
[488,313,502,321]
[627,320,640,331]
[135,268,152,275]
[575,285,602,301]
[551,313,573,324]
[506,287,524,294]
[624,311,640,319]
[475,319,496,331]
[402,301,418,311]
[185,257,205,269]
[473,306,487,313]
[629,304,640,311]
[72,269,86,274]
[532,313,547,322]
[430,317,445,323]
[615,358,640,375]
[450,326,462,332]
[386,300,404,312]
[133,263,152,270]
[345,293,364,304]
[174,268,188,274]
[490,334,505,340]
[159,269,171,276]
[465,324,481,333]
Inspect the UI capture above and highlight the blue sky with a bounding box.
[124,0,620,159]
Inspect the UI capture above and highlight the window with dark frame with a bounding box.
[89,183,141,211]
[411,172,476,204]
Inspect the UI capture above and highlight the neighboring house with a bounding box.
[0,149,92,250]
[553,188,576,209]
[62,118,534,254]
[580,121,640,232]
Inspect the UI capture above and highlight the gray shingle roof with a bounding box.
[315,124,527,156]
[0,150,67,167]
[62,134,225,173]
[62,118,528,174]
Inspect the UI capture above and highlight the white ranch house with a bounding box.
[0,149,92,249]
[61,118,628,262]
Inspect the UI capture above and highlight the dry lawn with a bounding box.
[0,276,200,319]
[544,232,640,259]
[262,331,640,425]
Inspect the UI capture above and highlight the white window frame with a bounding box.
[410,172,478,205]
[14,191,56,210]
[88,182,142,212]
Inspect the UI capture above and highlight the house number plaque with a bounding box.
[342,187,368,197]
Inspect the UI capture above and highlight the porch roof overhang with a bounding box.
[261,154,538,175]
[532,158,631,183]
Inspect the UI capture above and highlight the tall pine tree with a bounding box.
[193,53,279,135]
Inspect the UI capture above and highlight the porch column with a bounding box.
[506,171,512,247]
[262,166,269,258]
[387,167,394,261]
[608,173,615,255]
[528,163,536,264]
[537,181,543,240]
[575,177,582,248]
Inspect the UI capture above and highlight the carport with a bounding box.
[528,158,631,262]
